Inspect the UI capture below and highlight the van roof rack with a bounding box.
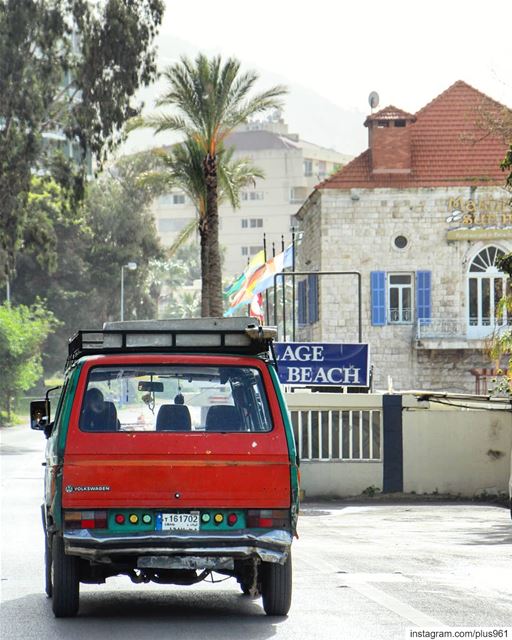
[67,318,278,366]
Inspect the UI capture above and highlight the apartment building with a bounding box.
[152,115,351,279]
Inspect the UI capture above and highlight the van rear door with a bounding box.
[62,356,291,511]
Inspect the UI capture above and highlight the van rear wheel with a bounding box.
[52,536,79,617]
[261,553,292,616]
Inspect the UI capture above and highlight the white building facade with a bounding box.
[152,117,351,279]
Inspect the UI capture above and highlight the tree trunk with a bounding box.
[204,153,223,317]
[199,215,210,317]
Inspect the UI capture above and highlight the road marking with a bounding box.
[339,572,411,584]
[301,549,447,628]
[341,579,447,628]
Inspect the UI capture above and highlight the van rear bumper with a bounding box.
[63,528,292,564]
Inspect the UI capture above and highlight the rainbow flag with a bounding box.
[224,249,265,298]
[224,244,293,316]
[251,244,293,297]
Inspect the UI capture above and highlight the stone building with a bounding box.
[295,81,511,393]
[152,116,351,279]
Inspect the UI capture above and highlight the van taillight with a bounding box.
[246,509,289,529]
[64,510,107,529]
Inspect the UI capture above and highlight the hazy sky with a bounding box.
[160,0,511,114]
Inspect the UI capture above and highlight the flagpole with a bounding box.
[246,255,250,317]
[263,233,270,325]
[292,227,296,341]
[272,241,277,332]
[281,235,287,341]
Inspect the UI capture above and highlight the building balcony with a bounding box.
[414,317,512,350]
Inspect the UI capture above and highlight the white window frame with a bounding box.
[466,245,510,338]
[387,273,414,324]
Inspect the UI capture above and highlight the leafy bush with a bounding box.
[0,302,56,421]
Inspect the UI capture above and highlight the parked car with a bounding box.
[31,318,299,617]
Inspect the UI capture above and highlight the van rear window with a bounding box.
[79,365,273,433]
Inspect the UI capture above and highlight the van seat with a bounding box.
[205,405,242,431]
[156,404,192,431]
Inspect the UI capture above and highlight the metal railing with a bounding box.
[389,307,412,323]
[290,409,381,461]
[285,393,382,462]
[416,317,512,340]
[416,317,468,340]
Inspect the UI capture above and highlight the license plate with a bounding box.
[159,511,200,531]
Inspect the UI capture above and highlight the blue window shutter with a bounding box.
[371,271,386,326]
[417,271,432,325]
[308,273,319,324]
[298,280,307,325]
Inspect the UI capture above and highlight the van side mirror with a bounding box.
[30,400,51,435]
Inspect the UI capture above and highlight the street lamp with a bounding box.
[120,262,137,321]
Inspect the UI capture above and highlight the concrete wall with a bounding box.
[286,392,512,498]
[299,461,382,498]
[402,403,512,495]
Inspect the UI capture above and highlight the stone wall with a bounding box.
[297,185,512,392]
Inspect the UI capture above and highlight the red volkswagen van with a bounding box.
[31,319,299,618]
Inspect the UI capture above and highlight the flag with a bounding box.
[224,243,294,316]
[251,244,293,297]
[224,263,266,316]
[223,249,265,298]
[249,293,264,324]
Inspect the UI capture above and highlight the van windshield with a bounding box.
[79,365,273,433]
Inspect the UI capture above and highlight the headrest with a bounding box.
[156,404,192,431]
[205,405,242,431]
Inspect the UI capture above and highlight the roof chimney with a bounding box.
[365,106,416,174]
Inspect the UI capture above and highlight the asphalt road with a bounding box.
[1,423,512,639]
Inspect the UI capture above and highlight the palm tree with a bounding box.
[143,139,264,316]
[145,54,286,316]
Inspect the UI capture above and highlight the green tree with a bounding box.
[0,0,164,296]
[84,153,165,322]
[0,302,56,421]
[143,54,286,316]
[144,140,264,315]
[12,152,165,372]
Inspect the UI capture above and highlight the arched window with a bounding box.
[467,246,509,337]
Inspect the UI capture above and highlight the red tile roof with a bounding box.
[319,81,511,190]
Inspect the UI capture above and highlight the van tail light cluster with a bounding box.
[246,509,289,529]
[202,512,238,526]
[64,510,107,529]
[114,513,152,525]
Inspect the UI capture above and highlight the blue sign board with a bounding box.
[274,343,370,387]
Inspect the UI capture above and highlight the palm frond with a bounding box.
[152,55,287,153]
[167,218,198,258]
[218,150,265,210]
[142,113,193,136]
